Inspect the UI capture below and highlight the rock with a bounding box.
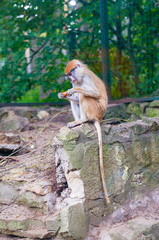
[126,102,144,120]
[0,133,21,152]
[104,124,111,135]
[88,203,107,227]
[99,218,159,240]
[0,111,29,132]
[105,104,129,120]
[80,143,105,200]
[25,180,52,196]
[126,102,141,115]
[0,107,38,121]
[37,110,49,119]
[67,143,85,169]
[25,219,45,230]
[0,220,7,230]
[1,218,48,238]
[0,183,18,205]
[55,118,159,234]
[131,120,150,135]
[140,102,149,113]
[99,231,112,240]
[49,106,73,124]
[7,220,27,231]
[57,127,79,148]
[0,106,159,240]
[112,207,125,223]
[142,117,159,130]
[1,168,29,182]
[46,213,60,233]
[17,191,45,209]
[142,222,159,239]
[65,171,85,199]
[21,229,51,239]
[149,100,159,107]
[60,203,89,239]
[146,108,159,117]
[80,123,95,137]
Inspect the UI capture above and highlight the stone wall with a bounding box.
[55,117,159,239]
[106,100,159,122]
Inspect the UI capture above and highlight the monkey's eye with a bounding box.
[68,72,72,77]
[67,67,77,76]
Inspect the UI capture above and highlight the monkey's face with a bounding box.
[67,67,78,84]
[65,60,83,85]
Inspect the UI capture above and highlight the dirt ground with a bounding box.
[0,106,73,239]
[0,106,73,219]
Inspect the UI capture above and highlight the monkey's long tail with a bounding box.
[94,120,110,205]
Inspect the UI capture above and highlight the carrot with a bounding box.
[62,91,67,97]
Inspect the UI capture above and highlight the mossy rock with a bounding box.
[146,108,159,118]
[17,191,45,208]
[126,102,141,116]
[60,203,89,239]
[105,104,129,120]
[67,143,85,169]
[7,220,28,231]
[149,100,159,108]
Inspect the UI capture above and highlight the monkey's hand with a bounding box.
[58,92,67,99]
[66,89,74,97]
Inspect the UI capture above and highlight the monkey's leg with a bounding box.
[67,87,100,100]
[70,102,81,121]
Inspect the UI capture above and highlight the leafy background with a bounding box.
[0,0,158,103]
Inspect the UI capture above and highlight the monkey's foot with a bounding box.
[67,119,88,128]
[67,121,78,128]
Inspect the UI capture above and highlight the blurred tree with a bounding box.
[0,0,158,102]
[108,0,159,98]
[0,0,69,102]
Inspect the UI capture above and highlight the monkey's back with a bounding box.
[80,70,108,121]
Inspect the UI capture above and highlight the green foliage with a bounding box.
[16,86,41,103]
[0,0,158,103]
[0,0,69,103]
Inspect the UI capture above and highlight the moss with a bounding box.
[57,127,79,151]
[0,220,7,230]
[141,222,159,239]
[7,220,28,231]
[46,213,60,233]
[68,203,89,239]
[67,143,84,169]
[146,108,159,117]
[25,219,45,230]
[17,192,44,208]
[149,100,159,107]
[127,102,141,116]
[57,127,79,142]
[80,144,103,200]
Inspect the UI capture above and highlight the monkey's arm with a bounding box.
[67,87,100,100]
[58,92,79,104]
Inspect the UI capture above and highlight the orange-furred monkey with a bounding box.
[58,59,110,205]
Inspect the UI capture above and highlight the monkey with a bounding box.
[58,59,110,205]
